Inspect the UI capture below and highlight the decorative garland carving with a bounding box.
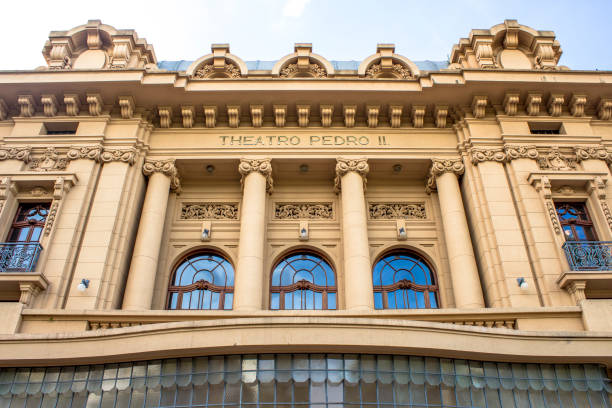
[471,148,506,164]
[280,63,327,78]
[100,148,136,165]
[589,176,612,231]
[537,147,576,171]
[546,201,561,234]
[274,203,333,220]
[44,201,59,235]
[0,146,31,163]
[67,145,102,162]
[504,145,539,161]
[28,147,67,172]
[180,203,239,220]
[334,158,369,193]
[365,63,413,79]
[142,158,181,191]
[238,158,273,193]
[425,159,464,193]
[368,203,426,220]
[574,145,610,163]
[193,63,241,79]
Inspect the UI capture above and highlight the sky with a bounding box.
[1,0,611,70]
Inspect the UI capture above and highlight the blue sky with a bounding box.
[1,0,610,70]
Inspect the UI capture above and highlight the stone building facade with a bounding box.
[0,19,611,407]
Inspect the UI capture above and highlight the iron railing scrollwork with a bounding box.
[0,242,43,272]
[562,241,612,271]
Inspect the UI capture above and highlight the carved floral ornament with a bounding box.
[238,158,273,193]
[574,145,611,163]
[369,203,426,220]
[193,62,242,79]
[280,63,327,78]
[365,63,413,79]
[334,158,369,193]
[181,203,238,220]
[0,145,137,170]
[142,158,181,192]
[274,203,333,220]
[425,159,464,193]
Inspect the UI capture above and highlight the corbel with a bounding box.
[471,96,487,118]
[565,281,587,305]
[63,94,80,116]
[118,96,135,119]
[473,37,495,68]
[212,44,230,72]
[526,93,542,116]
[343,104,356,128]
[158,106,173,128]
[570,94,587,117]
[227,105,240,128]
[109,39,132,69]
[503,93,520,116]
[411,105,425,128]
[597,98,612,121]
[250,105,264,128]
[296,105,310,127]
[367,105,380,128]
[434,105,448,128]
[86,22,101,49]
[17,95,35,117]
[41,95,58,117]
[294,43,312,72]
[389,105,402,128]
[320,104,334,127]
[547,94,564,117]
[503,20,520,49]
[86,94,103,116]
[377,44,395,71]
[19,282,45,307]
[203,105,217,128]
[273,105,286,127]
[533,40,557,70]
[0,99,8,121]
[181,106,195,128]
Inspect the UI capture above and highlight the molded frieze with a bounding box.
[100,148,136,165]
[368,203,426,220]
[28,148,67,171]
[66,145,102,162]
[274,203,333,220]
[181,203,239,220]
[575,145,609,162]
[504,145,539,161]
[471,148,506,164]
[0,146,31,163]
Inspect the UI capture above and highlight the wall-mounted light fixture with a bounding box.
[206,165,215,174]
[201,221,212,241]
[299,221,309,241]
[517,277,528,289]
[299,164,309,173]
[396,220,408,240]
[393,164,402,173]
[77,279,90,291]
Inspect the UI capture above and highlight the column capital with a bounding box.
[504,144,539,161]
[66,144,103,162]
[425,158,464,193]
[0,146,31,163]
[575,145,610,163]
[239,158,273,193]
[470,148,506,165]
[142,158,181,191]
[334,157,369,192]
[100,147,137,165]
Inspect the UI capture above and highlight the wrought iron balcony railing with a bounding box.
[0,242,43,272]
[562,241,612,271]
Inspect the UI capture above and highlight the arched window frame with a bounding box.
[372,249,440,310]
[270,249,337,310]
[166,249,235,310]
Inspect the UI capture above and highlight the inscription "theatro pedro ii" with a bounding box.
[219,135,390,146]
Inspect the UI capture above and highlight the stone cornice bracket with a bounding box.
[434,105,448,128]
[0,146,31,163]
[334,157,369,193]
[239,158,273,194]
[227,105,240,128]
[411,105,425,128]
[547,94,564,117]
[63,94,80,116]
[66,145,102,162]
[0,99,8,121]
[389,105,402,128]
[569,94,587,117]
[273,105,286,127]
[297,105,310,127]
[41,95,58,117]
[118,96,135,119]
[504,145,539,161]
[425,158,464,194]
[181,106,195,128]
[320,104,333,127]
[526,93,542,116]
[86,94,103,116]
[142,158,181,192]
[471,148,507,165]
[203,105,217,128]
[158,106,172,128]
[343,105,356,128]
[503,93,520,116]
[250,105,263,128]
[471,96,488,119]
[574,145,609,162]
[367,105,380,128]
[100,148,136,165]
[17,95,35,117]
[597,98,612,121]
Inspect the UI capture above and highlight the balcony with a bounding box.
[0,242,43,272]
[559,241,612,303]
[0,243,47,305]
[562,241,612,271]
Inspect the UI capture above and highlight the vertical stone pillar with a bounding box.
[233,158,273,311]
[122,159,180,310]
[427,159,485,309]
[335,158,374,311]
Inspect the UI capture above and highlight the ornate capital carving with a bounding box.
[538,147,576,171]
[471,148,506,164]
[575,145,610,162]
[425,159,464,193]
[504,145,539,161]
[0,146,31,163]
[100,148,136,165]
[334,157,369,193]
[28,147,67,172]
[67,145,102,162]
[142,158,181,191]
[238,158,273,193]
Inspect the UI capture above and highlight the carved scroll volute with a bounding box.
[181,106,195,128]
[504,145,539,161]
[100,148,136,165]
[273,105,286,128]
[434,105,448,128]
[142,158,181,192]
[425,158,464,194]
[238,158,273,193]
[471,96,488,118]
[343,105,356,128]
[470,148,507,165]
[320,105,334,127]
[66,145,102,162]
[389,105,402,128]
[0,146,31,163]
[574,145,609,162]
[334,157,369,193]
[119,96,135,119]
[598,98,612,121]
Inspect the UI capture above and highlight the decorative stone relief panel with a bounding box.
[537,148,576,171]
[368,203,426,220]
[193,63,241,79]
[28,148,68,172]
[280,63,327,78]
[180,203,239,220]
[274,203,333,220]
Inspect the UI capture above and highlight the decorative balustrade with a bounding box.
[0,242,43,272]
[562,241,612,271]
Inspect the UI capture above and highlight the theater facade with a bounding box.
[0,19,611,407]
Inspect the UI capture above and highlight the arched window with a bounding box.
[372,250,439,309]
[167,252,234,310]
[270,251,337,310]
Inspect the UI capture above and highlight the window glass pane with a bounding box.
[224,293,233,310]
[374,292,383,310]
[327,293,336,310]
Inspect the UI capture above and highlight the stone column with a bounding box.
[122,159,180,310]
[427,159,485,309]
[336,158,374,311]
[233,158,272,311]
